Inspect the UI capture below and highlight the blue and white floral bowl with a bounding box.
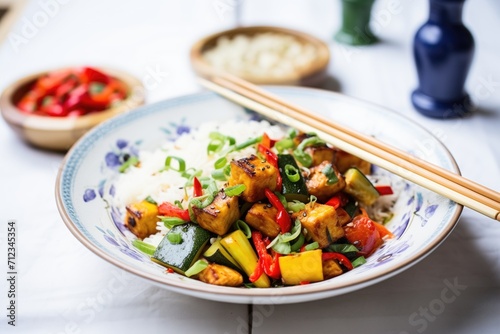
[55,87,462,304]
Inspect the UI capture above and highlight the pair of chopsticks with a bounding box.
[198,73,500,221]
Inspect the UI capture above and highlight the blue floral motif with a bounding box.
[161,117,191,141]
[97,226,146,262]
[83,189,96,202]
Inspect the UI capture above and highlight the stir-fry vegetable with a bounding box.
[126,128,395,287]
[16,66,128,117]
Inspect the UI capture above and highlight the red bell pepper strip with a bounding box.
[249,257,264,283]
[264,188,291,233]
[80,66,110,84]
[375,185,394,196]
[325,193,348,209]
[157,202,190,221]
[252,231,281,280]
[193,176,203,197]
[321,252,354,271]
[261,132,276,149]
[257,144,282,191]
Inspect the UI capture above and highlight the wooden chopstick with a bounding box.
[198,75,500,221]
[219,73,500,204]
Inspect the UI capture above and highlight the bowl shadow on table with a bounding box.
[249,216,500,333]
[316,74,342,92]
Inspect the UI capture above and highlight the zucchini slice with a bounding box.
[203,239,243,274]
[278,154,309,202]
[343,168,380,206]
[152,223,211,274]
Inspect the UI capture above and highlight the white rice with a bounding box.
[113,119,286,246]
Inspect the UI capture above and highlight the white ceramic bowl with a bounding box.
[55,87,462,304]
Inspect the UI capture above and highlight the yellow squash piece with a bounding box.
[279,249,324,285]
[124,200,159,239]
[220,230,271,288]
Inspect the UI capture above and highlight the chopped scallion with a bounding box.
[144,195,157,205]
[132,239,156,255]
[275,138,293,153]
[321,163,339,185]
[184,259,209,277]
[214,156,228,169]
[224,184,246,196]
[287,200,305,213]
[304,241,319,251]
[284,164,300,182]
[119,156,139,173]
[234,135,262,151]
[351,256,367,268]
[167,232,183,244]
[164,156,186,172]
[234,220,251,238]
[290,233,305,252]
[160,216,186,228]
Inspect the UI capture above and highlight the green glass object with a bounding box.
[335,0,377,45]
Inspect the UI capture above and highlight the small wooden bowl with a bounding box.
[0,67,145,151]
[190,26,330,86]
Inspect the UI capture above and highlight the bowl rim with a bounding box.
[55,87,463,303]
[0,66,145,132]
[190,25,331,85]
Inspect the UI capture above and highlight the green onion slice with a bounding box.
[144,195,157,205]
[132,239,156,255]
[327,243,359,254]
[164,156,186,172]
[351,256,367,268]
[280,219,302,243]
[234,220,251,238]
[185,259,209,277]
[224,184,246,196]
[321,163,339,184]
[119,156,139,173]
[284,164,300,182]
[290,233,305,252]
[160,216,186,229]
[287,200,305,213]
[275,138,293,153]
[167,232,183,244]
[304,241,319,251]
[211,168,228,181]
[214,156,228,169]
[234,135,262,151]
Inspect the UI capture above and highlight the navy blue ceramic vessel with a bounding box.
[412,0,474,119]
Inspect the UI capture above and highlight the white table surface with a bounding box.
[1,1,499,333]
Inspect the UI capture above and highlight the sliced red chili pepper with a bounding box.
[261,132,276,149]
[249,257,264,283]
[258,144,278,166]
[321,252,354,271]
[157,202,190,221]
[263,251,281,280]
[80,66,110,84]
[193,176,203,197]
[264,188,291,233]
[252,231,281,280]
[325,196,341,209]
[375,185,394,196]
[325,193,349,209]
